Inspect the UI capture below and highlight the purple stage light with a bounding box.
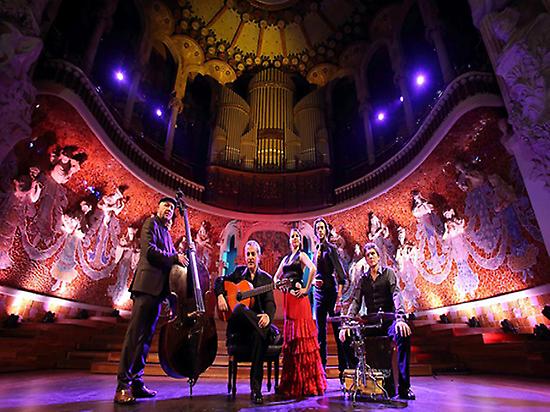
[115,70,124,81]
[155,108,163,117]
[415,73,426,86]
[376,111,385,121]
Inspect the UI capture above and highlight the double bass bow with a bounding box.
[158,189,217,394]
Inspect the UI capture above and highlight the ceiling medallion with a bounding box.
[173,0,371,78]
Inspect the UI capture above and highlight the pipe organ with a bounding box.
[211,68,329,171]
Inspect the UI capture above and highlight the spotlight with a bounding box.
[42,311,56,323]
[3,314,21,328]
[438,314,450,324]
[114,70,124,81]
[467,316,481,327]
[415,73,426,86]
[155,108,163,117]
[542,305,550,320]
[376,111,385,121]
[399,96,404,102]
[500,319,518,334]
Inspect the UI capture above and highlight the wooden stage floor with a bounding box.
[0,371,549,411]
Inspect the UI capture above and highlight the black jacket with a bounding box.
[315,240,347,290]
[214,265,276,322]
[129,215,178,297]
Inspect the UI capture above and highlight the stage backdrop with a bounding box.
[0,97,548,315]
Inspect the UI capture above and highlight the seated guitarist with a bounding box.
[214,240,276,405]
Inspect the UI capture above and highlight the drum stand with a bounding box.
[343,321,390,406]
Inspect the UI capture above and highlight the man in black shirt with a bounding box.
[115,197,188,404]
[313,218,348,377]
[214,240,276,405]
[339,242,415,400]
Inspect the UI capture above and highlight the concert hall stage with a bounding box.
[0,371,548,411]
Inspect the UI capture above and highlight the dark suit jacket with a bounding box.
[315,240,347,291]
[214,265,276,322]
[129,215,178,297]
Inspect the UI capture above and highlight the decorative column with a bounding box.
[418,0,455,84]
[0,1,43,163]
[29,0,49,25]
[40,0,63,38]
[123,36,153,128]
[164,68,189,161]
[82,0,119,75]
[354,73,376,165]
[390,46,415,134]
[468,0,550,253]
[358,100,376,165]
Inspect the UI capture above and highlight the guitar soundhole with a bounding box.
[236,292,242,301]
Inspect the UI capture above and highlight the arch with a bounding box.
[391,0,419,47]
[170,35,205,67]
[202,60,237,85]
[359,39,394,97]
[241,222,291,252]
[149,0,175,38]
[324,71,355,107]
[218,220,241,276]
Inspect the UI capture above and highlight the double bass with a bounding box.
[158,189,217,393]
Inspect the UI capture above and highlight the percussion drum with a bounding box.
[339,314,396,404]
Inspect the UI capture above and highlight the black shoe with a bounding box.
[338,371,346,386]
[114,389,136,404]
[251,391,264,404]
[398,388,416,400]
[132,384,157,398]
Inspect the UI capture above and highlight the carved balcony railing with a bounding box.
[334,71,500,204]
[205,165,333,214]
[34,59,204,201]
[34,60,500,215]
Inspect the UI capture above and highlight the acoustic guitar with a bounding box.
[218,279,290,321]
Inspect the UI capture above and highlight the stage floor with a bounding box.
[0,371,549,411]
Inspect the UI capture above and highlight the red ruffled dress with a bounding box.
[278,252,327,397]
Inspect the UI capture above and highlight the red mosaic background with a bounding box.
[323,108,549,309]
[0,96,230,310]
[0,97,548,313]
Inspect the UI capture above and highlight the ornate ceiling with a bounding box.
[160,0,378,82]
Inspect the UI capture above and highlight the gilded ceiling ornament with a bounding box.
[170,0,373,78]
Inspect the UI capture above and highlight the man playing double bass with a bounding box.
[114,197,188,405]
[214,240,276,405]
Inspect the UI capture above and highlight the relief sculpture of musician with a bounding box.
[114,197,188,405]
[339,242,416,400]
[214,240,276,405]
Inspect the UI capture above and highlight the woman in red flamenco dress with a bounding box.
[274,228,327,397]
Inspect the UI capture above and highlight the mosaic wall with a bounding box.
[0,96,230,310]
[325,108,549,311]
[0,97,548,315]
[418,290,550,331]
